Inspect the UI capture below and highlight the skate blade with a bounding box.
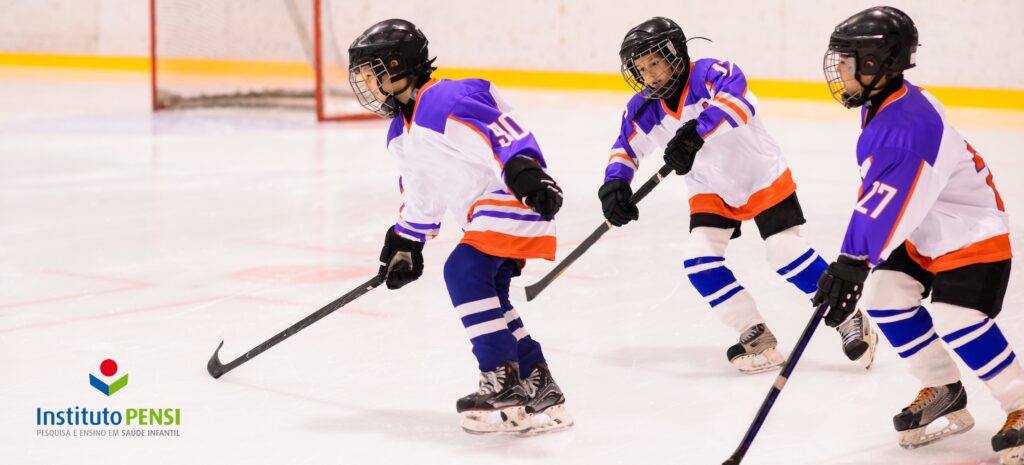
[898,408,975,449]
[732,348,785,374]
[460,406,530,434]
[517,404,575,437]
[857,330,879,370]
[1000,445,1024,465]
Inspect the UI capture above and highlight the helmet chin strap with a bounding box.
[851,54,897,107]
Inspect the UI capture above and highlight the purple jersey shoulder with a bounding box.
[413,78,493,134]
[858,83,944,167]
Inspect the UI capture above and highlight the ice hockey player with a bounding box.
[348,19,572,435]
[600,17,877,373]
[814,6,1023,462]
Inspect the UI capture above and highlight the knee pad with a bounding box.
[764,226,806,269]
[764,227,826,295]
[685,226,732,259]
[861,270,926,311]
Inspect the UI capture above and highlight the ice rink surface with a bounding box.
[3,68,1024,464]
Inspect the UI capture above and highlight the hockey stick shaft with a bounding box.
[207,275,383,379]
[722,303,829,465]
[518,164,674,301]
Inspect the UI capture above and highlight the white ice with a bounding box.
[3,68,1023,465]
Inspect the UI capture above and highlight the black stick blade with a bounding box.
[207,340,226,379]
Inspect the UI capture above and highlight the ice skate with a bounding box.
[727,323,785,374]
[894,381,974,448]
[456,361,531,434]
[993,409,1024,465]
[836,310,878,369]
[517,363,574,436]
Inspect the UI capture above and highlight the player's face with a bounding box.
[633,52,679,90]
[353,63,404,99]
[837,55,864,96]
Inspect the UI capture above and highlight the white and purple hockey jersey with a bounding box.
[386,78,556,260]
[842,82,1010,272]
[605,58,795,220]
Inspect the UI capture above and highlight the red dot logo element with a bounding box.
[100,359,118,377]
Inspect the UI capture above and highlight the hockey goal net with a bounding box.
[150,0,373,121]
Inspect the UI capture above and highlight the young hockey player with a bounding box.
[600,17,877,373]
[348,19,571,435]
[815,6,1023,462]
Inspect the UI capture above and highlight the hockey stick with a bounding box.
[722,303,829,465]
[510,164,675,302]
[207,275,383,379]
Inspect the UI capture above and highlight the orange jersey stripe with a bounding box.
[466,198,531,221]
[607,152,638,168]
[447,115,503,168]
[461,231,556,261]
[688,169,797,220]
[905,234,1012,273]
[713,95,748,124]
[880,160,925,258]
[405,78,438,132]
[702,119,728,140]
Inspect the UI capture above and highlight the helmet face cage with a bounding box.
[823,48,862,108]
[349,57,399,118]
[621,39,686,100]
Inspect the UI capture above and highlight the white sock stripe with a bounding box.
[946,319,994,350]
[894,329,938,354]
[503,308,521,323]
[871,307,922,324]
[975,347,1014,376]
[685,261,725,275]
[779,252,819,281]
[465,319,510,339]
[705,282,742,304]
[512,327,529,341]
[455,297,501,318]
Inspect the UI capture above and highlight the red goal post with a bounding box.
[150,0,376,122]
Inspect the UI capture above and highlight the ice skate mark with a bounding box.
[0,269,151,310]
[939,457,1000,465]
[231,295,385,318]
[239,239,378,256]
[230,265,377,284]
[0,293,386,334]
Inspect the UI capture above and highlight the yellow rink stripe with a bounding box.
[2,52,1022,110]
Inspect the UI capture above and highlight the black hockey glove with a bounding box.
[812,255,870,327]
[598,180,639,227]
[663,119,704,175]
[377,226,424,290]
[504,156,563,221]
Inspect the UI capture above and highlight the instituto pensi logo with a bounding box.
[36,358,181,438]
[89,359,128,396]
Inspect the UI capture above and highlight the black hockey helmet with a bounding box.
[619,17,691,100]
[824,6,919,108]
[348,19,437,117]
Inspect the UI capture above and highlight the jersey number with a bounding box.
[487,113,529,147]
[855,181,898,219]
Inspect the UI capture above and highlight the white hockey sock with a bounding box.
[863,270,960,386]
[685,227,764,333]
[764,227,828,297]
[932,302,1024,412]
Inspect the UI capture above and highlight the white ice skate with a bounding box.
[457,362,532,434]
[895,381,975,449]
[728,323,785,374]
[837,310,879,369]
[516,363,574,436]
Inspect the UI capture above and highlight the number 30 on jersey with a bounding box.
[487,113,530,147]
